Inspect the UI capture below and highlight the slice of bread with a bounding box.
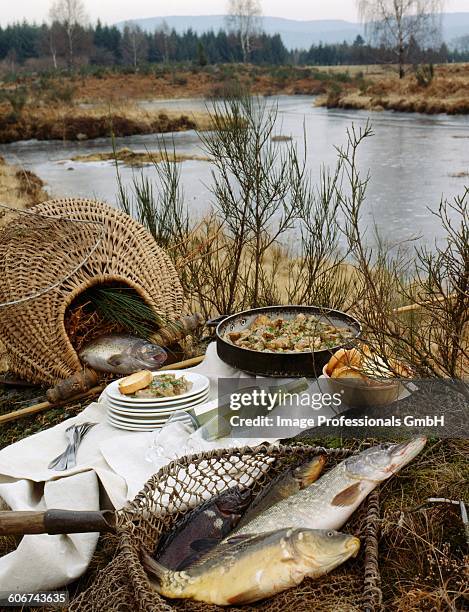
[118,370,153,395]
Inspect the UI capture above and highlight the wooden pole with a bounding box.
[394,293,457,314]
[0,355,205,426]
[0,509,116,536]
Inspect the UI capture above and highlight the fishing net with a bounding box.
[71,444,382,612]
[0,198,185,385]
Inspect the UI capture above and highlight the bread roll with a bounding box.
[345,348,362,368]
[325,348,348,376]
[119,370,153,395]
[331,365,366,381]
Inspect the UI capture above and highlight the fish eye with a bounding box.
[327,531,335,537]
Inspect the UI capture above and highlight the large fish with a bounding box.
[142,528,360,606]
[155,487,253,570]
[236,454,326,530]
[79,334,167,375]
[232,437,427,535]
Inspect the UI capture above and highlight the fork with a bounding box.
[48,422,97,471]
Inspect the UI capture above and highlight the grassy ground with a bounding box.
[0,64,359,144]
[315,63,469,115]
[71,147,211,167]
[0,155,47,225]
[0,101,214,144]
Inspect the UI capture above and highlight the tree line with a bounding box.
[0,21,467,73]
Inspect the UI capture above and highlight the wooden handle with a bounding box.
[0,354,205,426]
[0,509,116,536]
[0,385,105,426]
[160,355,204,371]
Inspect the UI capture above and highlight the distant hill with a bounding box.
[115,13,469,50]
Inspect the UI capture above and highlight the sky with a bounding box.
[0,0,468,26]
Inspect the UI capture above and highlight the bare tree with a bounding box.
[357,0,445,78]
[121,24,148,72]
[226,0,262,63]
[49,0,87,70]
[39,22,65,70]
[157,20,172,63]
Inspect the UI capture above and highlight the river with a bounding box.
[1,95,468,249]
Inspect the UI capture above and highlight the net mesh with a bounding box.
[71,444,382,612]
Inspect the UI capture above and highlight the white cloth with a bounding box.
[0,344,269,592]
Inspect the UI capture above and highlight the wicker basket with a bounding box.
[0,198,184,385]
[70,444,383,612]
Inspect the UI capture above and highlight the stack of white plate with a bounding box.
[104,370,210,431]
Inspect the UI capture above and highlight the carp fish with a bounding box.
[143,528,360,606]
[79,334,167,375]
[155,487,253,570]
[155,455,326,570]
[232,437,427,535]
[237,454,326,530]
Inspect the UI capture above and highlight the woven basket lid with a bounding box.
[0,198,184,385]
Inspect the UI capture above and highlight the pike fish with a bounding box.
[232,437,427,535]
[236,454,326,530]
[155,487,253,570]
[143,528,360,606]
[79,334,167,375]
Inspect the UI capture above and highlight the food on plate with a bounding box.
[236,455,326,531]
[154,487,253,570]
[142,527,360,605]
[326,346,411,382]
[118,370,153,395]
[225,313,355,353]
[119,372,192,399]
[80,334,167,375]
[230,438,426,536]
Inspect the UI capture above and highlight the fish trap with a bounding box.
[0,198,185,385]
[70,444,383,612]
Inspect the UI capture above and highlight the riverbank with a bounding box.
[0,102,214,144]
[315,63,469,114]
[0,156,47,225]
[2,64,467,144]
[0,65,356,143]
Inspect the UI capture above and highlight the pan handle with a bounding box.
[0,509,116,536]
[206,315,230,330]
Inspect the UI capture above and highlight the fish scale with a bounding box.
[232,461,373,534]
[231,437,427,535]
[143,528,361,606]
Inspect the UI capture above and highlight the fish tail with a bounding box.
[296,454,327,487]
[141,550,169,585]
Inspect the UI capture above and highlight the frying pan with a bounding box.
[216,305,361,377]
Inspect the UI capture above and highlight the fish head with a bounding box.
[344,437,427,482]
[132,340,168,370]
[291,529,360,571]
[216,488,252,516]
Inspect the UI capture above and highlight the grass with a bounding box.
[0,156,47,227]
[315,63,469,115]
[71,147,211,167]
[0,101,214,144]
